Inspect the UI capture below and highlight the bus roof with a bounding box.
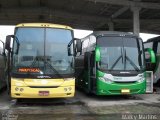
[16,23,73,30]
[92,31,138,37]
[145,36,160,43]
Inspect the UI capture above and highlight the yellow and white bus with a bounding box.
[5,23,81,98]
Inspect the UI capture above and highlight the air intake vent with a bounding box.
[114,81,136,84]
[29,86,58,88]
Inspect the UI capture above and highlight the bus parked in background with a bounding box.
[4,23,81,98]
[75,31,156,95]
[144,36,160,85]
[0,40,6,90]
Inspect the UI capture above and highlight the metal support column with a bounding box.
[131,6,141,36]
[108,20,114,31]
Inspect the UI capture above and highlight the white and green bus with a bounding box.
[75,31,156,95]
[144,36,160,85]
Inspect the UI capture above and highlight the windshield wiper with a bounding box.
[124,50,140,71]
[29,56,39,67]
[24,56,40,76]
[27,56,62,78]
[110,48,123,71]
[44,60,63,78]
[110,55,122,71]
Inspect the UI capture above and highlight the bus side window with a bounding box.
[145,42,156,71]
[144,42,153,49]
[152,42,158,54]
[89,36,96,45]
[82,38,89,55]
[144,42,155,60]
[157,42,160,54]
[88,36,96,51]
[0,40,4,56]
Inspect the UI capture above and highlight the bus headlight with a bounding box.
[64,87,72,92]
[20,88,24,92]
[137,77,145,83]
[64,88,68,92]
[15,87,19,91]
[68,87,72,91]
[99,77,113,84]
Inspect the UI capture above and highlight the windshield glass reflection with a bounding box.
[12,28,74,76]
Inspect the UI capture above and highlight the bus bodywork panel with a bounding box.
[97,80,146,95]
[7,23,75,98]
[11,78,75,98]
[16,23,73,30]
[96,71,146,95]
[75,31,147,95]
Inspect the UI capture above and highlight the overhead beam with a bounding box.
[0,7,110,23]
[0,17,159,25]
[0,19,159,34]
[97,7,129,30]
[0,8,160,24]
[87,0,160,9]
[111,6,129,19]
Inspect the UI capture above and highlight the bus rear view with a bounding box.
[5,23,76,98]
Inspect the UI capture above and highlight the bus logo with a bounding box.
[18,68,40,73]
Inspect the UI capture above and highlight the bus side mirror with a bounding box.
[145,48,156,63]
[68,38,82,56]
[95,47,101,62]
[5,35,11,52]
[5,35,20,54]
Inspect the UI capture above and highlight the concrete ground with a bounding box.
[0,88,160,120]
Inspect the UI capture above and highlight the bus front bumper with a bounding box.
[96,80,146,95]
[11,86,75,98]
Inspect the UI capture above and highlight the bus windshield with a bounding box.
[12,27,74,77]
[97,36,144,71]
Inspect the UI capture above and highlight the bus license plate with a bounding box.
[121,89,130,94]
[39,91,49,96]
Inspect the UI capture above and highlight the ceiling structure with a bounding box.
[0,0,160,34]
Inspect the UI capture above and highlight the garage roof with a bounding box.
[0,0,160,34]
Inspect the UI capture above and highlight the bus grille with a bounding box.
[114,81,137,84]
[29,86,58,88]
